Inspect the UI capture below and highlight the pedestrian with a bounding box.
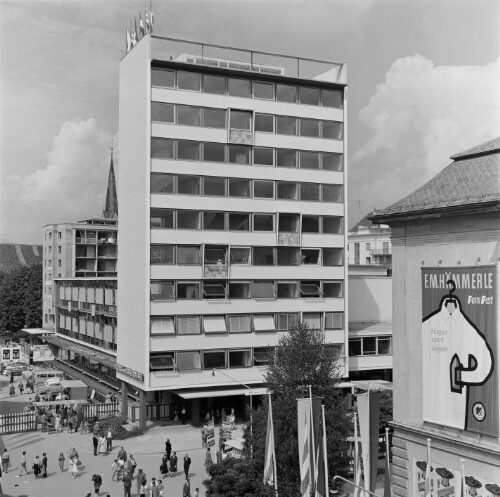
[201,425,206,447]
[180,406,187,425]
[111,459,119,481]
[165,438,172,461]
[70,456,78,479]
[205,447,212,469]
[55,413,62,432]
[92,473,103,495]
[93,420,100,435]
[216,447,222,463]
[160,453,169,477]
[1,448,10,473]
[93,435,99,456]
[183,477,191,497]
[106,427,113,451]
[18,381,24,395]
[19,450,28,476]
[136,469,146,495]
[169,451,177,477]
[139,478,148,497]
[58,452,65,472]
[10,371,14,384]
[183,453,191,479]
[41,411,47,432]
[41,452,48,478]
[9,384,15,397]
[151,477,157,497]
[129,454,137,476]
[33,455,41,478]
[156,479,164,497]
[99,434,107,455]
[117,446,127,463]
[194,487,199,497]
[122,470,133,497]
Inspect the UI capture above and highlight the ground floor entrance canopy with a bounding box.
[175,386,268,399]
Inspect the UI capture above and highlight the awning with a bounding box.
[348,322,392,335]
[42,335,117,369]
[21,328,56,335]
[337,380,393,391]
[176,386,268,399]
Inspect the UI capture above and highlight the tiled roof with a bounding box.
[0,244,43,272]
[372,137,500,219]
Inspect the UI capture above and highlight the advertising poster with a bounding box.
[2,348,10,361]
[421,266,497,436]
[32,344,55,362]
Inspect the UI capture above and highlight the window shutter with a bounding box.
[303,312,321,330]
[325,312,343,329]
[79,319,86,334]
[59,286,65,299]
[277,313,299,331]
[229,314,251,333]
[177,316,201,334]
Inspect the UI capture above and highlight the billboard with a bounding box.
[32,344,55,362]
[421,266,497,436]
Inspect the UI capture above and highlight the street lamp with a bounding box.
[212,368,253,458]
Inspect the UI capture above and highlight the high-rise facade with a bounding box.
[118,35,348,426]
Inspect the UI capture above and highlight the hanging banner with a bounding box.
[421,266,497,436]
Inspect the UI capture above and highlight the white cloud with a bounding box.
[350,54,500,224]
[1,119,115,243]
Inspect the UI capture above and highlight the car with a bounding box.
[37,384,64,396]
[2,363,28,376]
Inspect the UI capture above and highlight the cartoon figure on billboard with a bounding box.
[485,483,500,496]
[465,476,483,496]
[415,460,434,495]
[436,468,454,489]
[422,280,494,430]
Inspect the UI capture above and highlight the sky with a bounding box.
[1,0,499,244]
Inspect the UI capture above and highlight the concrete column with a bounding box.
[139,389,147,431]
[120,380,128,417]
[192,398,200,426]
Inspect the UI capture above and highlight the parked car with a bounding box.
[2,362,28,376]
[37,383,65,396]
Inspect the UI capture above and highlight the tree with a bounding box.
[379,389,393,433]
[0,263,43,332]
[204,321,351,496]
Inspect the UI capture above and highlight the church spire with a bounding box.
[102,145,118,219]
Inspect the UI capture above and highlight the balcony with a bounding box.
[370,248,392,256]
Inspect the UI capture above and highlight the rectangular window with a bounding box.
[277,281,299,298]
[204,350,227,369]
[363,337,377,355]
[203,315,228,334]
[151,68,175,88]
[229,281,251,299]
[276,84,297,103]
[276,149,297,168]
[203,74,226,94]
[278,214,299,232]
[177,316,201,335]
[253,314,276,331]
[322,184,343,203]
[301,249,320,265]
[323,281,343,298]
[300,86,320,105]
[177,282,201,299]
[151,138,174,159]
[177,246,200,265]
[253,281,275,299]
[229,213,250,231]
[177,71,201,91]
[230,110,252,131]
[204,245,227,264]
[366,243,371,251]
[228,145,251,164]
[230,247,250,264]
[322,89,343,108]
[151,173,174,194]
[253,147,274,166]
[302,215,320,233]
[349,339,362,356]
[300,151,320,170]
[277,313,299,331]
[177,350,202,369]
[323,153,343,171]
[253,81,274,100]
[150,317,175,335]
[277,182,298,200]
[300,118,320,138]
[151,209,174,229]
[300,183,320,201]
[322,121,343,140]
[177,210,200,230]
[254,347,273,365]
[276,116,297,135]
[203,281,227,299]
[203,211,226,230]
[300,281,322,298]
[378,337,392,355]
[177,141,200,161]
[325,312,343,330]
[177,105,201,126]
[228,315,251,333]
[151,102,175,123]
[203,108,226,128]
[323,248,343,266]
[203,176,226,196]
[229,178,251,197]
[177,175,201,195]
[253,214,274,231]
[253,247,275,266]
[150,353,175,371]
[150,281,174,301]
[203,142,226,162]
[322,216,343,234]
[303,312,321,330]
[277,247,300,266]
[229,349,252,368]
[255,113,274,133]
[355,243,360,265]
[254,180,274,198]
[228,78,251,97]
[151,245,174,264]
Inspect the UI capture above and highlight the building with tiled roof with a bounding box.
[0,243,43,273]
[370,137,500,496]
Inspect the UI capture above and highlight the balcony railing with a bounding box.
[370,248,392,256]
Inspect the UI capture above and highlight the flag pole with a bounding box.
[270,393,278,497]
[309,385,317,496]
[353,411,362,497]
[321,404,329,497]
[384,427,391,497]
[460,459,465,497]
[425,438,431,497]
